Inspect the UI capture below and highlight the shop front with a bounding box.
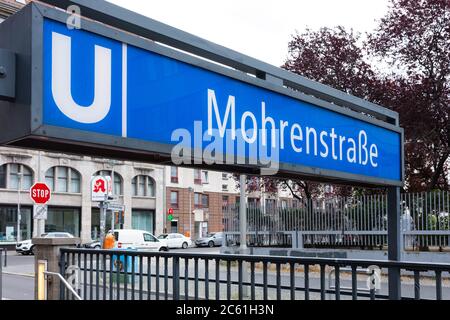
[45,207,81,237]
[0,205,32,243]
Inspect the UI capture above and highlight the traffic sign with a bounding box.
[105,202,125,212]
[91,176,111,202]
[30,182,51,204]
[33,205,48,220]
[0,3,404,187]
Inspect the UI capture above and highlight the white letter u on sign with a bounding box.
[51,32,112,124]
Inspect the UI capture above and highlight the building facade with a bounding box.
[0,146,165,245]
[164,167,239,238]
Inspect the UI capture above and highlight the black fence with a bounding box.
[0,248,7,299]
[59,248,450,300]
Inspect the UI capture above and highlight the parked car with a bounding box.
[16,232,74,255]
[82,241,101,249]
[113,229,168,251]
[195,232,224,247]
[157,233,192,249]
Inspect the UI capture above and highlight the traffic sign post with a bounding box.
[30,183,51,205]
[30,182,51,238]
[91,176,113,246]
[33,205,48,220]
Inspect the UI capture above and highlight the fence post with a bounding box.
[33,237,80,300]
[239,174,250,298]
[387,187,401,300]
[0,249,3,300]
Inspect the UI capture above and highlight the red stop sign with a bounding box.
[30,182,51,204]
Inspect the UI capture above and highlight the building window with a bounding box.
[201,171,209,184]
[45,207,81,237]
[170,191,179,208]
[0,205,32,242]
[10,164,33,190]
[222,184,228,191]
[45,167,81,193]
[202,194,209,209]
[56,167,68,192]
[222,196,229,207]
[45,167,54,191]
[132,175,155,197]
[194,169,202,185]
[194,193,202,209]
[71,170,81,193]
[0,165,6,189]
[281,200,288,209]
[132,210,155,234]
[0,163,33,190]
[195,193,209,209]
[222,173,228,180]
[170,167,178,183]
[95,170,123,195]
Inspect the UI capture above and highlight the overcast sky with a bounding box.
[107,0,390,67]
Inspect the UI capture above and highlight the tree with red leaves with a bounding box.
[240,0,449,199]
[368,0,449,191]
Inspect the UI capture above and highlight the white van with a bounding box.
[113,229,169,251]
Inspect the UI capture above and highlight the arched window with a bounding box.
[95,170,123,195]
[0,163,33,190]
[132,175,155,197]
[45,166,81,193]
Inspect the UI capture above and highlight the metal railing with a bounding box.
[0,248,6,300]
[223,190,450,251]
[59,248,450,300]
[44,271,82,300]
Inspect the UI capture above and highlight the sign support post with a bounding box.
[30,182,51,237]
[239,174,249,298]
[99,195,107,248]
[388,186,401,299]
[239,174,247,252]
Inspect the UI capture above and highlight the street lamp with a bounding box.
[188,187,193,238]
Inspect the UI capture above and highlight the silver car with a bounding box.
[195,232,224,247]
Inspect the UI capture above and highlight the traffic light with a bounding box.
[167,207,174,221]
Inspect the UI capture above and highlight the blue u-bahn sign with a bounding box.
[0,2,404,187]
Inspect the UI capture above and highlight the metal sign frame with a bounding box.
[0,1,404,187]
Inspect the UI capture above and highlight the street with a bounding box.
[0,247,220,300]
[2,247,449,300]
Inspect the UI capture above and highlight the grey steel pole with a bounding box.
[239,174,249,298]
[188,187,193,238]
[110,164,115,231]
[0,249,3,300]
[239,174,247,251]
[100,195,107,247]
[16,172,22,243]
[388,186,401,300]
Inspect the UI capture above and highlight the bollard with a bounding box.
[32,237,80,300]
